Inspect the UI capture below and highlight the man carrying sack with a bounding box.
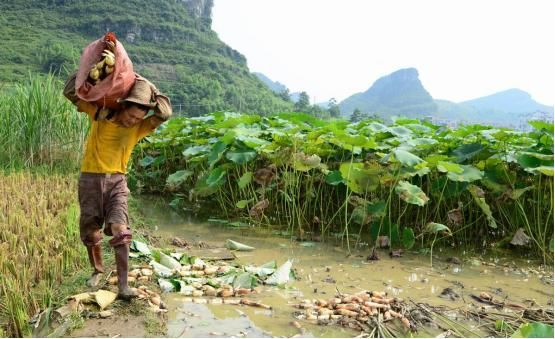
[64,75,172,300]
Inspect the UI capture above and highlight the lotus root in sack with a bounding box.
[75,32,135,110]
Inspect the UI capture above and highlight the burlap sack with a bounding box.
[75,34,135,110]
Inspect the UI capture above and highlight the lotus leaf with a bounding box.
[292,152,321,172]
[512,322,554,338]
[526,166,554,176]
[325,170,343,185]
[160,252,181,270]
[166,170,193,191]
[265,260,293,285]
[425,222,452,235]
[395,181,429,206]
[226,148,257,164]
[339,162,380,193]
[528,120,554,134]
[367,201,386,217]
[468,185,498,228]
[226,239,255,251]
[208,141,227,167]
[183,145,211,157]
[393,149,424,167]
[446,164,483,182]
[236,199,253,209]
[130,240,151,256]
[437,161,464,174]
[402,228,416,249]
[389,126,413,138]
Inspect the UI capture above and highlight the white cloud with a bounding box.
[212,0,554,105]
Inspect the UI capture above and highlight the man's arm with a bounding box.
[137,115,166,140]
[63,72,98,119]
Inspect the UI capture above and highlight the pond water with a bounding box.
[137,196,554,338]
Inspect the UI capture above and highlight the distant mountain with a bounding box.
[461,89,553,115]
[339,68,437,117]
[253,72,288,93]
[434,89,553,125]
[253,73,303,103]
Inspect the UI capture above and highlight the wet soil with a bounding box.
[67,195,554,337]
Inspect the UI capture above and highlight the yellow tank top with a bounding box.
[78,102,154,174]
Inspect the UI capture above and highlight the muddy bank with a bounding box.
[138,195,553,338]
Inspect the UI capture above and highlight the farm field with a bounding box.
[0,75,553,338]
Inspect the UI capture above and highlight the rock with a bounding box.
[510,228,531,246]
[98,310,113,318]
[389,249,403,258]
[439,287,460,301]
[446,257,462,265]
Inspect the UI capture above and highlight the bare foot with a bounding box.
[117,286,139,301]
[86,273,103,287]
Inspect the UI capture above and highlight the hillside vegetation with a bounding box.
[0,0,292,116]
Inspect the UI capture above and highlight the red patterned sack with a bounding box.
[75,33,135,110]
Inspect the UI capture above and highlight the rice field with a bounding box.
[0,172,86,337]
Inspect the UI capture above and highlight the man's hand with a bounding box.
[152,92,172,122]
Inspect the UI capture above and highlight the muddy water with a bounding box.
[138,196,554,338]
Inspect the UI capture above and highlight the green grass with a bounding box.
[0,72,88,171]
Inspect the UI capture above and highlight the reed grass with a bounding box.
[0,73,88,171]
[0,172,87,337]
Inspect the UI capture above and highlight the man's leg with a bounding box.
[109,223,137,300]
[82,228,105,287]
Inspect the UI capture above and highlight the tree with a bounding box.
[294,91,310,112]
[278,89,291,102]
[328,97,341,118]
[350,108,363,123]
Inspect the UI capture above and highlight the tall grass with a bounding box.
[0,173,86,337]
[0,73,88,171]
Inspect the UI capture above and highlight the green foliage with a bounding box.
[131,112,554,259]
[0,73,88,171]
[0,0,293,116]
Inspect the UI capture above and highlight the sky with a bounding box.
[212,0,554,105]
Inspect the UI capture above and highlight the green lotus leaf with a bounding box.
[208,141,228,167]
[292,152,321,172]
[238,171,253,190]
[425,222,452,235]
[389,126,413,138]
[183,145,211,157]
[366,122,389,132]
[446,165,483,182]
[518,151,554,161]
[226,148,257,164]
[395,181,429,206]
[236,135,270,149]
[236,199,253,209]
[139,155,155,167]
[510,186,535,200]
[528,120,554,134]
[437,161,464,174]
[452,143,486,163]
[512,322,554,338]
[402,228,415,249]
[527,166,554,176]
[393,149,424,167]
[468,185,497,228]
[325,170,343,185]
[166,170,194,190]
[367,201,386,217]
[340,162,380,193]
[206,166,227,187]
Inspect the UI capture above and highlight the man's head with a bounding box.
[113,103,149,127]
